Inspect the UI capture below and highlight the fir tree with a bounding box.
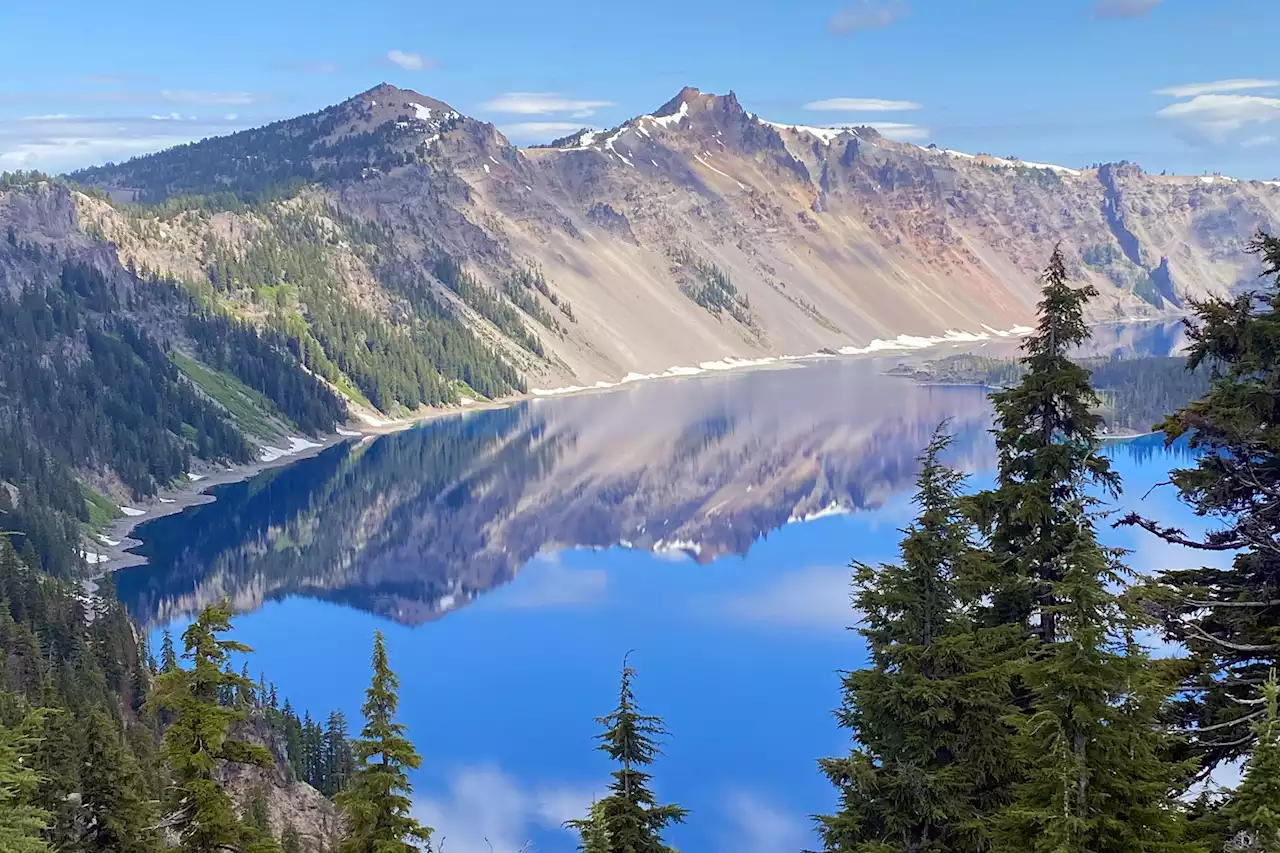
[0,708,51,853]
[152,603,273,853]
[160,630,178,673]
[1222,672,1280,853]
[969,248,1195,853]
[814,426,1023,852]
[1119,232,1280,769]
[566,654,686,853]
[79,707,159,853]
[335,631,433,853]
[322,710,353,797]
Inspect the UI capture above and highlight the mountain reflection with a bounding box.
[115,321,1185,629]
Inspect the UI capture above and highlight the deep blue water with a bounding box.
[115,338,1221,853]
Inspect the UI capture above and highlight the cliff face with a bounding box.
[54,84,1280,394]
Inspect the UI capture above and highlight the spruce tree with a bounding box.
[0,708,51,853]
[1222,672,1280,853]
[970,248,1195,853]
[814,426,1023,853]
[1119,232,1280,770]
[79,707,159,853]
[152,603,273,853]
[160,630,178,674]
[566,655,686,853]
[335,630,432,853]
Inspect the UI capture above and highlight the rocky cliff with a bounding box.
[14,83,1280,402]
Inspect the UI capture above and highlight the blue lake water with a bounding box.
[115,331,1223,853]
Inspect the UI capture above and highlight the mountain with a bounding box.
[1,84,1277,571]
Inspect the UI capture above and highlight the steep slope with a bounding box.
[60,84,1280,394]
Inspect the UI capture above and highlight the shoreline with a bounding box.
[94,324,1041,574]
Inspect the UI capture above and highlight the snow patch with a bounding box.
[159,497,176,504]
[336,427,362,437]
[693,154,746,189]
[97,534,120,547]
[412,103,432,121]
[187,472,206,482]
[79,550,110,565]
[489,156,500,165]
[653,538,701,556]
[787,502,852,524]
[119,506,146,517]
[259,436,323,463]
[483,163,490,174]
[760,120,851,144]
[459,396,476,406]
[649,101,690,128]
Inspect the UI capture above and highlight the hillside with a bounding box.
[2,83,1278,573]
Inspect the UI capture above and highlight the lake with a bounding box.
[115,325,1220,853]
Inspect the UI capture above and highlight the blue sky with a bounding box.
[2,0,1277,176]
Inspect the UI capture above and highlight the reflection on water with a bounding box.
[117,323,1207,853]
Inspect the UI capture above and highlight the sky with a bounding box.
[2,0,1277,177]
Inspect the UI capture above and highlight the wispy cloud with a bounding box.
[159,90,259,106]
[1157,93,1280,144]
[720,791,813,853]
[489,552,608,609]
[500,121,590,142]
[722,565,856,632]
[804,97,921,112]
[1242,134,1277,148]
[1094,0,1165,19]
[0,113,248,173]
[385,49,435,71]
[413,765,598,853]
[827,0,909,35]
[481,92,615,118]
[1154,78,1279,98]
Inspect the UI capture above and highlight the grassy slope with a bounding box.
[170,350,296,440]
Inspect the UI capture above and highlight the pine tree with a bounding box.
[566,654,686,853]
[322,710,353,796]
[79,707,159,853]
[0,708,51,853]
[335,631,432,853]
[814,426,1023,852]
[160,630,178,673]
[152,603,273,853]
[1222,672,1280,853]
[1119,232,1280,770]
[969,248,1195,853]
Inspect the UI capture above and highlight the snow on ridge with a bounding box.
[931,147,1080,176]
[649,101,690,128]
[787,502,852,524]
[760,120,851,144]
[653,538,702,556]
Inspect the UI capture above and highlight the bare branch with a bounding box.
[1179,623,1280,653]
[1113,512,1243,551]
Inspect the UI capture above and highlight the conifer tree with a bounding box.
[79,707,159,853]
[1221,672,1280,852]
[1120,232,1280,770]
[0,708,51,853]
[160,630,178,674]
[969,248,1195,853]
[152,603,273,853]
[814,426,1023,852]
[335,630,432,853]
[322,710,353,797]
[566,654,686,853]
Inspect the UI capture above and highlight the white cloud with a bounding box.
[722,565,856,631]
[159,89,258,106]
[864,121,930,141]
[1154,78,1280,98]
[413,765,599,853]
[720,791,812,853]
[804,97,921,112]
[491,552,607,609]
[0,114,248,173]
[386,49,433,71]
[826,0,909,34]
[481,92,615,118]
[499,121,590,141]
[1242,134,1277,148]
[1094,0,1165,19]
[1157,93,1280,144]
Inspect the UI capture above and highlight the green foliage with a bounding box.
[814,426,1023,852]
[432,255,546,357]
[967,248,1194,852]
[79,707,159,853]
[672,249,752,325]
[0,707,52,853]
[335,631,433,853]
[152,603,274,853]
[79,485,121,531]
[566,655,686,853]
[1222,673,1280,853]
[170,350,296,440]
[1121,232,1280,770]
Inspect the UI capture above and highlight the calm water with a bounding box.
[116,325,1218,853]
